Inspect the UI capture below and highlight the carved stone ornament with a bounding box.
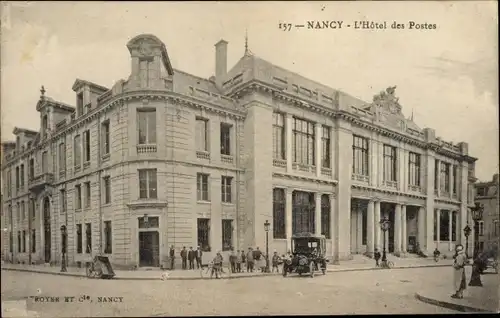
[373,86,401,114]
[138,40,154,57]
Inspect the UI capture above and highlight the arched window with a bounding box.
[273,188,286,239]
[321,194,331,238]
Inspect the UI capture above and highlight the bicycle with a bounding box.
[200,261,232,279]
[380,259,394,269]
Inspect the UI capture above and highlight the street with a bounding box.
[1,267,456,316]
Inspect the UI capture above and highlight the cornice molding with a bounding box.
[272,172,338,186]
[351,183,427,200]
[126,200,169,209]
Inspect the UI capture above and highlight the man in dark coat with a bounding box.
[169,245,175,270]
[188,247,195,270]
[195,246,203,269]
[180,246,188,270]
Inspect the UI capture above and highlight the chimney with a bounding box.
[215,40,228,87]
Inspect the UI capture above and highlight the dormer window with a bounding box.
[77,93,84,116]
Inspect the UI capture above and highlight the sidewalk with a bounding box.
[415,267,499,313]
[1,256,454,281]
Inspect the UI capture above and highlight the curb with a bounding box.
[414,293,492,313]
[2,263,452,281]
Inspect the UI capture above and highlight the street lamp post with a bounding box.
[469,202,484,287]
[264,220,270,273]
[379,216,390,264]
[60,225,67,272]
[463,225,471,259]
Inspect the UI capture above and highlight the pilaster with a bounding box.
[394,204,402,254]
[448,210,453,251]
[315,193,321,235]
[366,200,375,256]
[401,205,407,254]
[285,188,293,251]
[374,200,381,251]
[286,114,293,173]
[436,209,441,248]
[424,150,436,255]
[418,206,425,252]
[315,123,322,177]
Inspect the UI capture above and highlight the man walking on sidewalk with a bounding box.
[188,247,195,270]
[451,244,467,299]
[195,246,203,269]
[180,246,188,270]
[169,245,176,270]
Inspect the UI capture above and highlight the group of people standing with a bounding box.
[227,247,268,273]
[169,245,203,270]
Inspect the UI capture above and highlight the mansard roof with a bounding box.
[72,78,109,93]
[12,127,38,135]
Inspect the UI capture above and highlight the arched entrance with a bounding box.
[43,197,51,263]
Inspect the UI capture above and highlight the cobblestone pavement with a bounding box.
[2,267,456,317]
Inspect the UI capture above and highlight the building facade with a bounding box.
[474,174,499,254]
[1,34,478,268]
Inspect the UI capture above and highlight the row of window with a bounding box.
[434,160,459,194]
[75,221,112,254]
[197,173,233,203]
[197,218,233,252]
[433,210,458,241]
[272,189,331,239]
[73,176,111,210]
[6,200,36,227]
[12,230,36,253]
[478,220,499,237]
[273,113,331,168]
[195,117,233,155]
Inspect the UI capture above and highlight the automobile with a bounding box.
[282,232,328,278]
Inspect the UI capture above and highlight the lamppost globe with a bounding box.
[264,220,270,232]
[463,225,471,238]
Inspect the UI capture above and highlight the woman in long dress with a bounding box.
[452,244,467,299]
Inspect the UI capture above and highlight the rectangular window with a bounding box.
[7,169,12,197]
[433,209,438,241]
[85,223,91,253]
[20,164,24,187]
[17,203,20,223]
[220,123,232,155]
[101,121,110,155]
[494,220,499,236]
[197,218,210,252]
[321,126,331,168]
[59,143,66,171]
[76,224,82,254]
[272,112,286,160]
[273,188,286,239]
[30,199,35,220]
[18,231,21,253]
[16,166,20,190]
[83,130,91,162]
[408,152,421,186]
[292,117,315,165]
[195,117,208,152]
[222,219,233,251]
[42,151,48,173]
[84,182,91,208]
[221,176,232,203]
[439,210,450,241]
[440,163,450,193]
[138,169,157,199]
[452,211,457,241]
[21,201,25,220]
[137,109,156,144]
[434,160,439,191]
[74,135,81,168]
[77,93,84,116]
[321,195,331,238]
[383,145,397,182]
[31,229,36,253]
[104,221,112,254]
[103,176,111,204]
[29,158,34,180]
[292,191,315,234]
[60,189,66,213]
[478,221,484,236]
[197,173,209,201]
[352,136,369,176]
[75,184,82,210]
[452,165,458,195]
[22,230,26,253]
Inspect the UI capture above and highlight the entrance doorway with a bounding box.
[139,231,160,267]
[43,198,51,263]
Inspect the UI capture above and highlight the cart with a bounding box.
[86,252,115,279]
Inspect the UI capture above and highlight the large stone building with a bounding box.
[1,34,478,268]
[474,174,499,254]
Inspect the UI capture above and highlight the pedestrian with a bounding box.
[236,250,242,273]
[169,245,175,270]
[229,250,237,273]
[374,248,381,267]
[433,247,441,262]
[241,250,246,272]
[195,246,203,269]
[212,251,224,279]
[452,244,467,299]
[188,247,195,270]
[246,247,254,272]
[272,251,281,273]
[180,246,187,270]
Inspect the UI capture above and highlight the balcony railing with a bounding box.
[321,167,332,177]
[352,174,369,183]
[293,163,315,173]
[137,144,157,153]
[28,173,54,192]
[220,154,234,165]
[273,159,286,168]
[408,185,421,192]
[382,180,398,188]
[196,151,210,160]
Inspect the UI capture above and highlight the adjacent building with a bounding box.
[1,34,478,268]
[474,174,499,254]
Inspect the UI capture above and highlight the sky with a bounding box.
[1,1,498,181]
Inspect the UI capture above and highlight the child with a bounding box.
[374,248,381,267]
[272,251,281,273]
